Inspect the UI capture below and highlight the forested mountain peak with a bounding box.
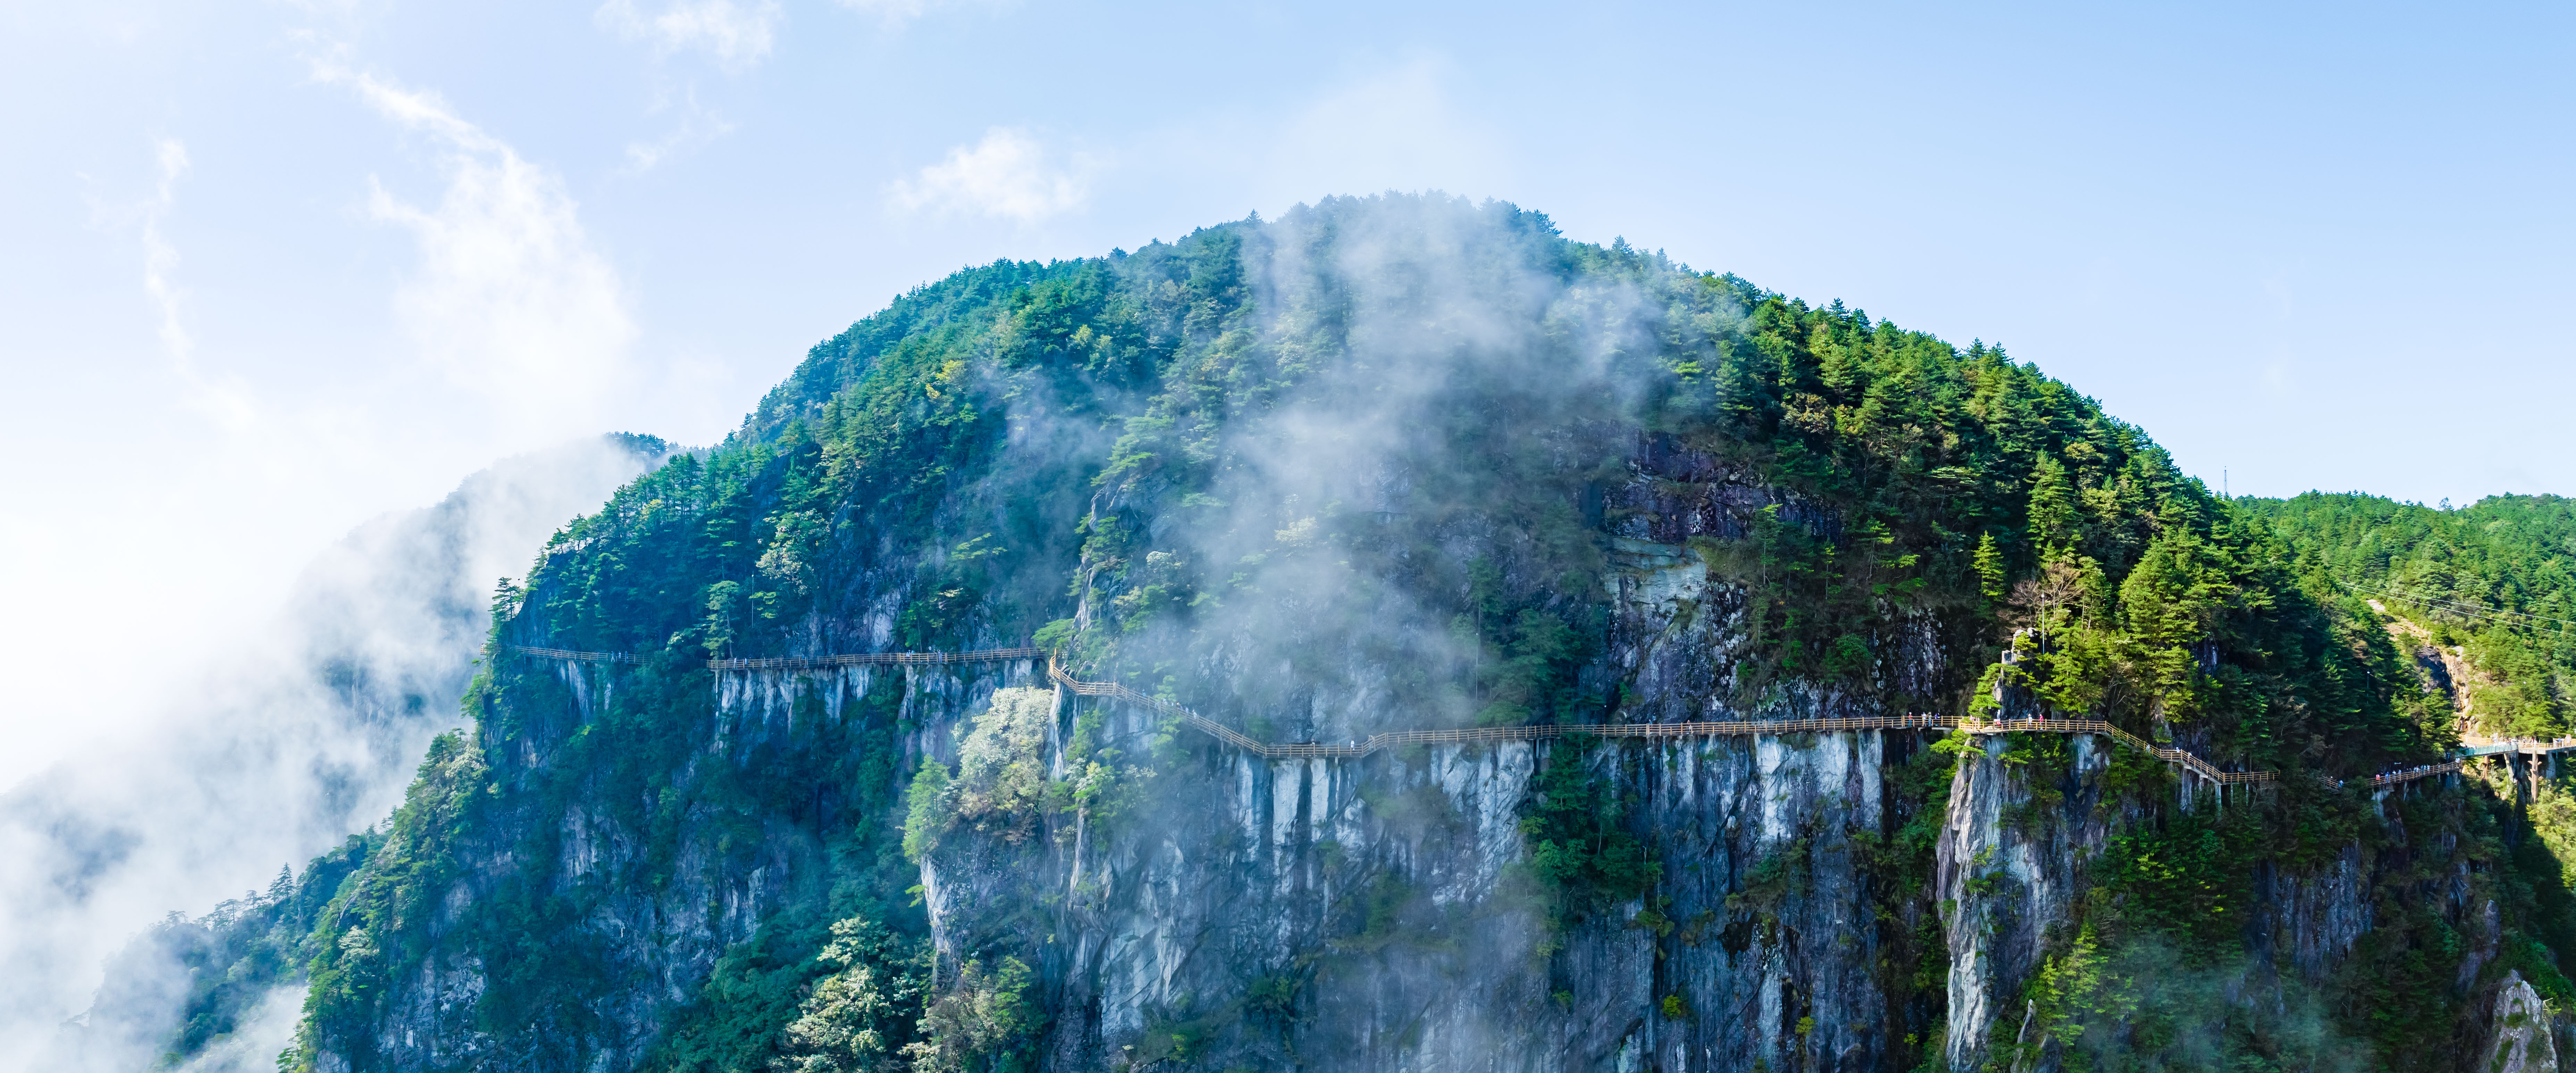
[89,194,2576,1073]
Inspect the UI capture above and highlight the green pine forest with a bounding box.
[122,196,2576,1072]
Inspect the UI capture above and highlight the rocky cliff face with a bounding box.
[2486,972,2560,1073]
[306,496,1974,1071]
[689,517,1953,1072]
[326,657,2539,1073]
[1936,734,2109,1071]
[318,657,1046,1073]
[1009,712,1909,1071]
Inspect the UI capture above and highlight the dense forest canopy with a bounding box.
[2257,492,2576,740]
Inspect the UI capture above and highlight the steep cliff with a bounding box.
[174,195,2576,1072]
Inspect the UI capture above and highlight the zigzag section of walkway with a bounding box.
[507,645,2477,789]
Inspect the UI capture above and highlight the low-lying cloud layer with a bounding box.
[0,437,665,1073]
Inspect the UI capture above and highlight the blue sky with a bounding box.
[1,0,2569,775]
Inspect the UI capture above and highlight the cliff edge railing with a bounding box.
[506,644,1044,670]
[509,646,645,665]
[1043,659,2276,782]
[713,648,1044,670]
[507,644,2492,789]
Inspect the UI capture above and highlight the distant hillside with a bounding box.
[2254,492,2576,739]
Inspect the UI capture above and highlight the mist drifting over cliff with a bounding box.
[5,435,667,1072]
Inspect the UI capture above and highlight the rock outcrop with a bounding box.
[2484,971,2558,1073]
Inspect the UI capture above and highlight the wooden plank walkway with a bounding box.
[2461,736,2576,758]
[505,644,1041,671]
[504,645,2487,789]
[2365,761,2462,787]
[1045,661,2284,782]
[711,647,1044,670]
[507,646,644,665]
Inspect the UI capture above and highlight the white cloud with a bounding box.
[115,138,261,432]
[1264,58,1508,202]
[1107,56,1513,225]
[624,91,737,172]
[311,61,638,427]
[836,0,953,28]
[595,0,781,69]
[889,127,1090,223]
[140,140,191,365]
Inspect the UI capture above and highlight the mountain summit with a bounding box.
[98,195,2565,1073]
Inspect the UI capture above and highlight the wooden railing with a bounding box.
[507,646,643,665]
[710,647,1043,671]
[505,645,2477,791]
[1047,661,2281,780]
[1957,717,2277,785]
[2461,736,2576,758]
[505,645,1040,671]
[2364,761,2463,787]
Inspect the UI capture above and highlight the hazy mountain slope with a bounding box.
[12,434,669,1073]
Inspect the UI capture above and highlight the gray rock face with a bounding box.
[327,658,1042,1073]
[2483,972,2558,1073]
[896,534,1941,1071]
[314,511,1971,1071]
[980,709,1908,1072]
[2249,845,2371,983]
[1935,734,2108,1071]
[326,606,2522,1073]
[346,527,1967,1072]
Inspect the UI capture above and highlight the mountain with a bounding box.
[109,195,2575,1072]
[18,434,670,1073]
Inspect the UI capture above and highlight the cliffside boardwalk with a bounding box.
[508,646,644,665]
[712,647,1045,670]
[502,645,2511,789]
[1045,657,2204,764]
[505,644,1043,670]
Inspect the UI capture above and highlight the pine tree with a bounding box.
[2028,454,2080,553]
[1974,532,2007,608]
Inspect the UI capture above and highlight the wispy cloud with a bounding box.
[140,141,191,367]
[836,0,955,28]
[1264,57,1507,201]
[623,90,737,172]
[595,0,781,69]
[310,61,638,428]
[120,139,260,432]
[889,127,1091,223]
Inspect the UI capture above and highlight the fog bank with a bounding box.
[0,435,667,1072]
